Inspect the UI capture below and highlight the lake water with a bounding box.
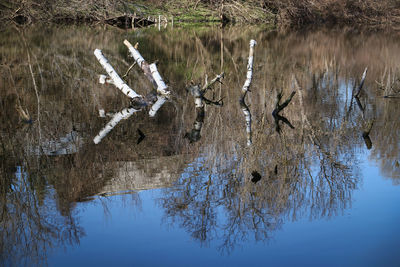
[1,24,400,266]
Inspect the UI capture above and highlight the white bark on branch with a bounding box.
[149,95,168,117]
[242,105,252,146]
[124,39,170,95]
[94,49,141,99]
[240,39,256,146]
[192,85,204,108]
[93,107,139,144]
[149,63,169,95]
[242,40,257,94]
[123,40,145,67]
[202,72,224,93]
[123,39,157,88]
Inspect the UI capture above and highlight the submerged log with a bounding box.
[95,40,170,113]
[137,128,145,145]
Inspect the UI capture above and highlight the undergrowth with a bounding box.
[1,0,400,28]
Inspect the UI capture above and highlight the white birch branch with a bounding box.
[239,39,256,146]
[93,107,139,144]
[149,63,170,95]
[99,74,116,86]
[124,39,170,95]
[94,49,141,99]
[243,107,252,146]
[149,95,168,117]
[192,85,204,108]
[241,39,257,93]
[123,39,145,68]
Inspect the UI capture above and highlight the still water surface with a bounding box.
[1,24,400,266]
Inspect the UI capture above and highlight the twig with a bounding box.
[121,62,137,78]
[202,72,225,94]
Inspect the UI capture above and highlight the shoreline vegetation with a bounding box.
[1,0,400,29]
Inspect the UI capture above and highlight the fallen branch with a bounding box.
[122,62,137,78]
[241,40,257,94]
[93,41,171,144]
[239,39,257,146]
[185,74,224,143]
[123,39,169,95]
[94,49,141,99]
[149,63,169,95]
[273,113,295,133]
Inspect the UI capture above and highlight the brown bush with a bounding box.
[275,0,400,27]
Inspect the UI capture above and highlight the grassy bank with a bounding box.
[1,0,400,28]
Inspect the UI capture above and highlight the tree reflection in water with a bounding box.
[1,24,400,263]
[159,68,362,253]
[0,163,84,265]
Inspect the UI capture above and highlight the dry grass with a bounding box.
[0,0,127,24]
[1,0,400,28]
[275,0,400,27]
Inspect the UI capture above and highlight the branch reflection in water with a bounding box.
[2,24,400,264]
[239,40,256,146]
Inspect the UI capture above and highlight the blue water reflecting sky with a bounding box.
[3,24,400,267]
[47,151,400,267]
